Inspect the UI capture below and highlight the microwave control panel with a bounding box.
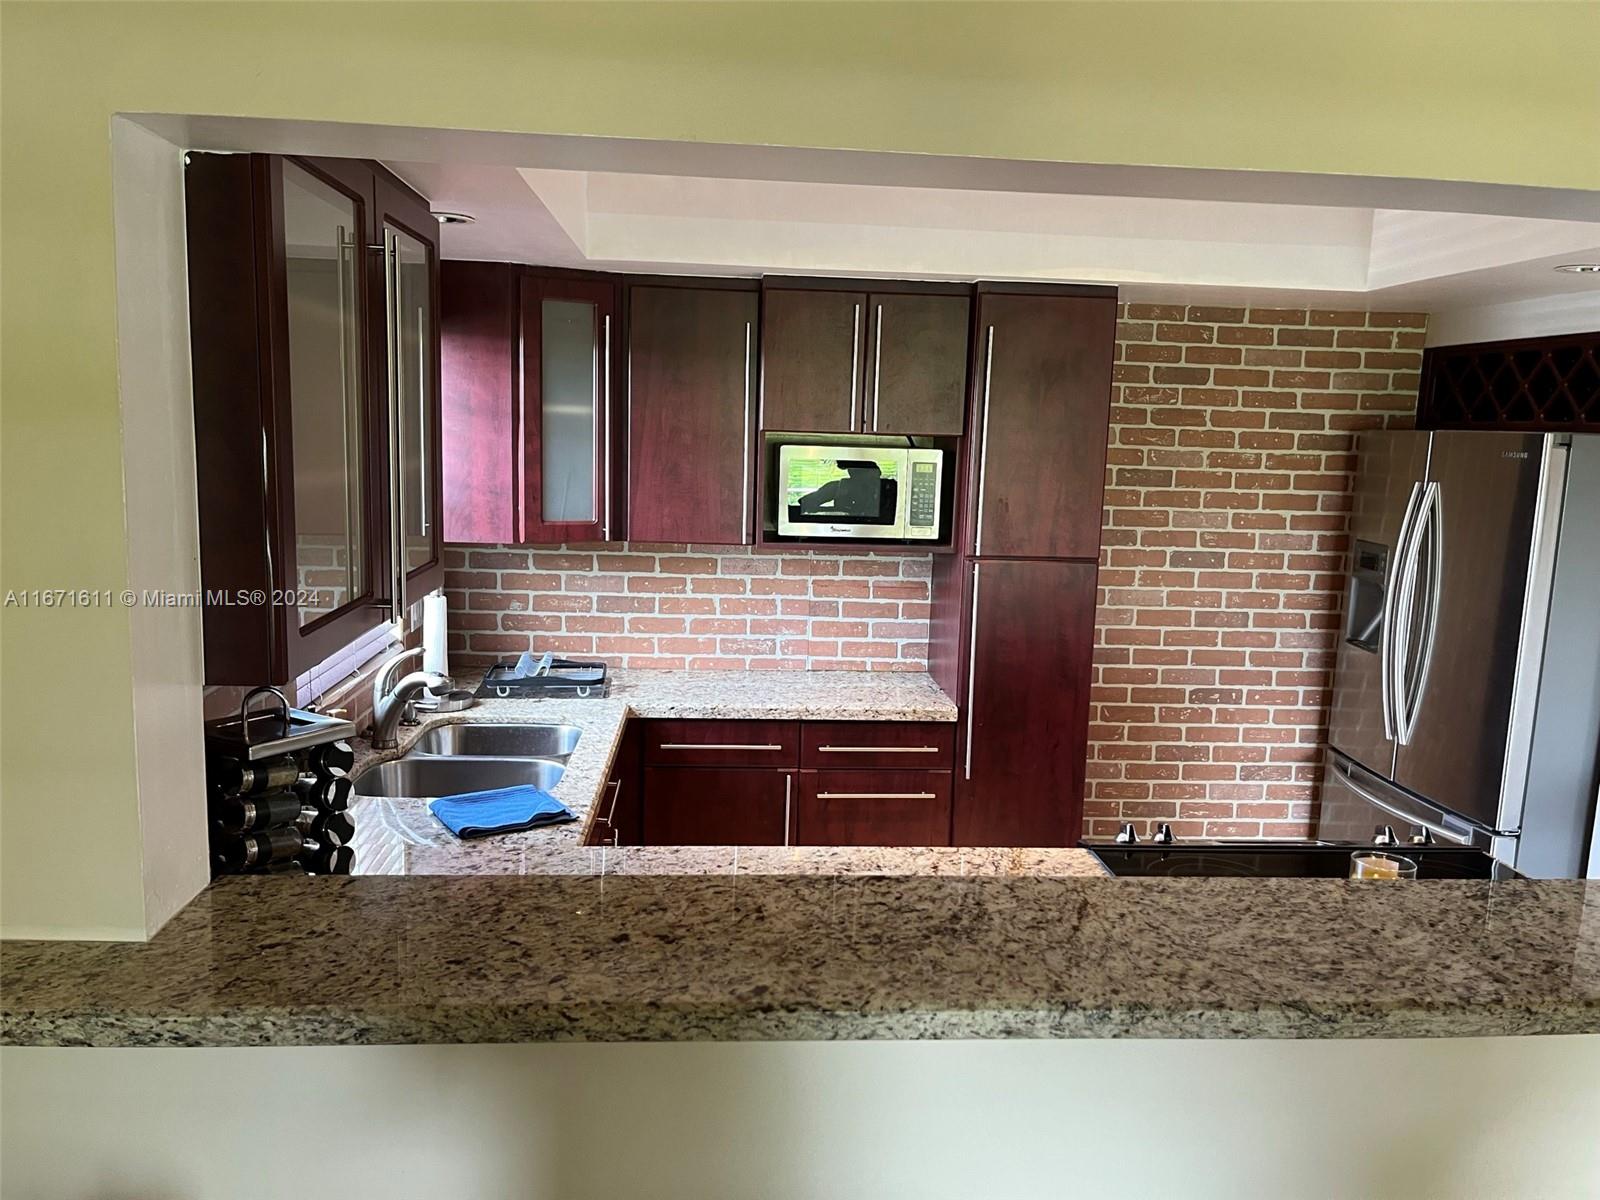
[906,458,941,539]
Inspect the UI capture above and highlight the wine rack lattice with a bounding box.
[1417,331,1600,432]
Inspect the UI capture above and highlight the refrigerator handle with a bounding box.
[1399,482,1444,745]
[1381,481,1424,743]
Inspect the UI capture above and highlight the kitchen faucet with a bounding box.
[371,647,450,749]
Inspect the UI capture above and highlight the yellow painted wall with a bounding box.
[3,1,1597,938]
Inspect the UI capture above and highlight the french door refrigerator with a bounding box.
[1319,430,1600,878]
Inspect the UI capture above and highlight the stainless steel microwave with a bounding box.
[775,443,944,540]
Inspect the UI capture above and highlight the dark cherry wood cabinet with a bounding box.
[642,719,800,768]
[440,262,517,544]
[864,293,971,436]
[760,282,971,436]
[633,718,962,846]
[439,265,618,545]
[587,719,643,846]
[185,152,441,686]
[759,287,866,433]
[626,284,759,544]
[800,721,955,769]
[795,770,953,846]
[967,290,1115,559]
[642,767,793,845]
[952,558,1097,846]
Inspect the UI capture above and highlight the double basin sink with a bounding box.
[353,723,582,799]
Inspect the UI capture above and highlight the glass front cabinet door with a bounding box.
[185,153,442,685]
[374,171,444,615]
[518,275,618,544]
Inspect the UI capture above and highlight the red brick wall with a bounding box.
[1085,304,1426,841]
[444,545,932,671]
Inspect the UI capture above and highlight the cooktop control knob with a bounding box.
[1114,822,1138,845]
[1152,823,1175,845]
[1373,824,1400,847]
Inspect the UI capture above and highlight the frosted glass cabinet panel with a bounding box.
[540,298,599,523]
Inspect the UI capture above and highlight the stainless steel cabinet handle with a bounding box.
[816,792,938,801]
[335,225,359,588]
[964,562,981,781]
[815,745,940,754]
[656,743,785,752]
[602,778,622,825]
[849,302,861,430]
[742,319,752,543]
[871,302,883,432]
[784,772,793,847]
[417,305,429,539]
[973,325,995,555]
[383,228,404,625]
[603,312,612,541]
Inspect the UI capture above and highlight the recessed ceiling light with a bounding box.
[1554,263,1600,274]
[433,211,475,225]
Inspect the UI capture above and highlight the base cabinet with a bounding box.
[633,719,958,846]
[641,767,793,846]
[954,558,1097,847]
[586,719,643,846]
[795,770,952,846]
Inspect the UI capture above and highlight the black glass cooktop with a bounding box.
[1084,844,1519,880]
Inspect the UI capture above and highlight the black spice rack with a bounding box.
[203,686,360,877]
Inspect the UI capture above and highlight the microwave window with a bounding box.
[786,457,898,526]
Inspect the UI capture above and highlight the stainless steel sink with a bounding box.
[411,722,582,760]
[353,756,565,799]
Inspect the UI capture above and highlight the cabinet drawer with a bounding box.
[795,770,952,846]
[642,767,792,845]
[801,722,955,769]
[644,720,800,767]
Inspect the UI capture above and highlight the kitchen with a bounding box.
[3,4,1599,1197]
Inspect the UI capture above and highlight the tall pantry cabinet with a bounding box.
[931,286,1116,846]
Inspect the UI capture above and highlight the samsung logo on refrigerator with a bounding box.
[1502,451,1530,459]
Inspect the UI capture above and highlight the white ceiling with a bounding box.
[139,112,1600,333]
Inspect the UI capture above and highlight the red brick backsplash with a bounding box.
[444,545,932,672]
[1087,305,1426,841]
[441,303,1426,842]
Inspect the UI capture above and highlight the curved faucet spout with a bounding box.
[371,647,451,749]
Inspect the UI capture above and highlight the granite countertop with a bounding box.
[4,872,1596,1046]
[350,667,959,861]
[9,669,1595,1047]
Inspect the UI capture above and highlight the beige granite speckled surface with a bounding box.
[350,667,957,857]
[4,873,1597,1046]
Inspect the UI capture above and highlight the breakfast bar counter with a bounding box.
[4,866,1596,1047]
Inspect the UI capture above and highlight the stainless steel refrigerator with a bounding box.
[1319,430,1600,878]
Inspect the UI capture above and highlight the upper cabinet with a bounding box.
[966,289,1116,560]
[373,171,444,591]
[438,264,618,544]
[863,293,970,436]
[185,153,441,686]
[759,287,865,433]
[627,283,759,545]
[759,281,970,436]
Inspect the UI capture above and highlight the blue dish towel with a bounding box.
[427,785,575,839]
